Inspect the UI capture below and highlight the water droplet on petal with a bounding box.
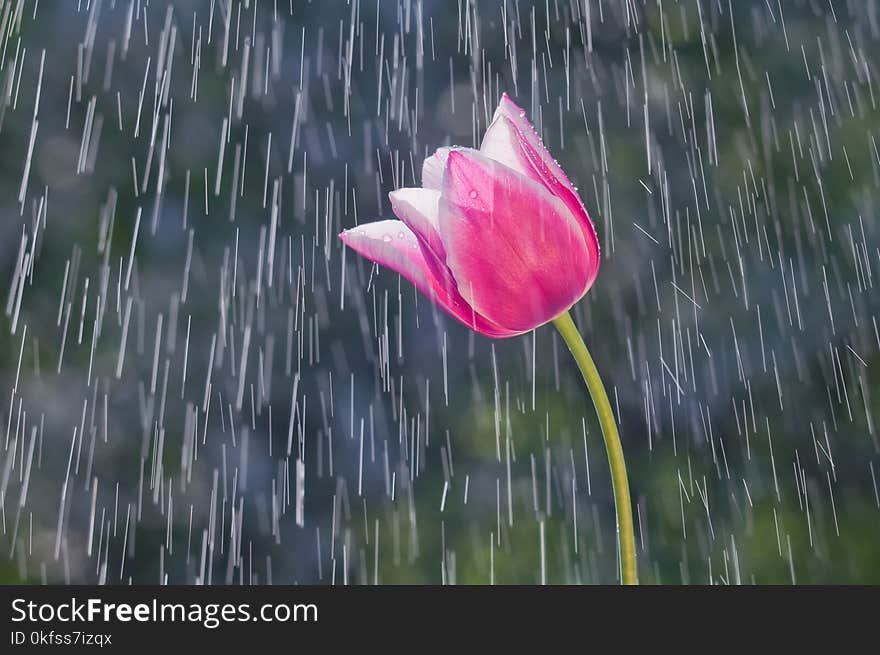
[469,190,478,199]
[397,231,406,239]
[382,234,392,242]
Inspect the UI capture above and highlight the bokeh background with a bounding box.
[0,0,879,584]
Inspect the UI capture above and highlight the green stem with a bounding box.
[553,310,638,585]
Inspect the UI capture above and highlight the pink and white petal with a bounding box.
[421,147,454,190]
[488,93,578,195]
[340,220,521,338]
[480,114,534,178]
[484,94,601,279]
[439,150,593,331]
[388,188,446,260]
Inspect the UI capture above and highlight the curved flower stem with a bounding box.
[553,310,638,585]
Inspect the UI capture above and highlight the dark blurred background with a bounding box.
[0,0,878,584]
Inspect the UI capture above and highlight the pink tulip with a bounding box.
[339,93,600,337]
[340,94,637,584]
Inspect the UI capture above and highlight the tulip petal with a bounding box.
[439,150,592,331]
[340,220,522,338]
[421,147,454,189]
[479,115,532,176]
[481,94,600,288]
[483,93,578,196]
[388,188,446,260]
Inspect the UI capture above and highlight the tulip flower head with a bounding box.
[340,94,600,337]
